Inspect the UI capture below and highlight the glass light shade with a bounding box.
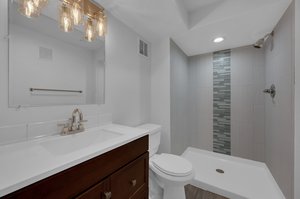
[59,3,74,32]
[18,0,40,18]
[96,15,106,37]
[71,1,83,25]
[33,0,48,9]
[84,18,96,42]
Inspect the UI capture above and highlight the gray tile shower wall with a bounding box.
[213,50,231,155]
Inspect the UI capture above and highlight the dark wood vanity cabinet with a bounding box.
[76,153,148,199]
[3,136,149,199]
[110,153,148,199]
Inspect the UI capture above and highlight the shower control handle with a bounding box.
[263,84,276,99]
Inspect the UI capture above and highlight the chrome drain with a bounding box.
[216,169,224,174]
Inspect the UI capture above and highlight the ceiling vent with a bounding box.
[139,39,149,57]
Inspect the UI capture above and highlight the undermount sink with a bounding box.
[41,129,122,155]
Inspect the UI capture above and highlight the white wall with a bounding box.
[105,12,151,127]
[294,0,300,198]
[231,46,266,161]
[0,0,151,143]
[264,3,294,199]
[170,40,190,155]
[88,48,105,105]
[189,53,213,152]
[150,38,171,153]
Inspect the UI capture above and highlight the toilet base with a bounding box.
[149,154,194,199]
[149,170,163,199]
[163,185,186,199]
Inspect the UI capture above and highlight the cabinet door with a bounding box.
[111,153,149,199]
[76,178,111,199]
[130,187,148,199]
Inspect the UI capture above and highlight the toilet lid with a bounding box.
[152,154,193,177]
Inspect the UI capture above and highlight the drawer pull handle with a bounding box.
[131,179,137,187]
[104,192,112,199]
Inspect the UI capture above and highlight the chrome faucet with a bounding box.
[58,108,87,135]
[71,108,83,131]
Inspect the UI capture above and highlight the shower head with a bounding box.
[253,38,265,48]
[253,31,274,49]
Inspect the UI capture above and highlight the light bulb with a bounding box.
[71,1,83,25]
[96,16,105,37]
[59,3,73,32]
[96,18,104,37]
[85,18,95,42]
[18,0,39,18]
[33,0,48,9]
[96,11,107,37]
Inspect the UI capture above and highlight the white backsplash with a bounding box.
[0,113,112,146]
[27,120,68,139]
[0,124,27,145]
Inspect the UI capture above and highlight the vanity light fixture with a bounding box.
[18,0,40,18]
[33,0,48,10]
[60,0,107,39]
[71,0,84,25]
[96,11,106,37]
[85,17,95,42]
[213,37,224,43]
[17,0,107,40]
[59,2,74,32]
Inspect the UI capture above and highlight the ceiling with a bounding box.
[95,0,292,56]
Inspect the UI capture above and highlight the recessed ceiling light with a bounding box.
[213,37,224,43]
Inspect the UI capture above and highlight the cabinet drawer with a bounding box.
[111,153,149,199]
[76,179,110,199]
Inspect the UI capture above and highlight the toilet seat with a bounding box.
[152,154,193,177]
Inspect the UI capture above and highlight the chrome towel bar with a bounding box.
[30,88,83,93]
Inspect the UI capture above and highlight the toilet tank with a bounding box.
[137,124,161,157]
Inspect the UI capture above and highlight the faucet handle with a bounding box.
[57,122,71,135]
[78,120,88,131]
[57,118,72,127]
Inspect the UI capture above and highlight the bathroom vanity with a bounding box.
[0,125,149,199]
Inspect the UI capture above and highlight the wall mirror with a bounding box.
[8,0,105,107]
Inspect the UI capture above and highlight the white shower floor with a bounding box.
[181,147,285,199]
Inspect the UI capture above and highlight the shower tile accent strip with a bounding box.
[213,49,231,155]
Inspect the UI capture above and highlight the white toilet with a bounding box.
[137,124,195,199]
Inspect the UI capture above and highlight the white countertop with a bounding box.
[0,124,148,197]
